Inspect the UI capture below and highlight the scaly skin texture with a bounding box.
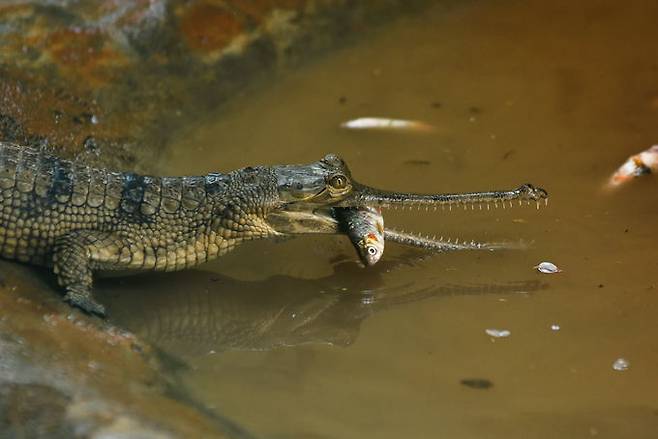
[0,142,548,315]
[0,143,276,314]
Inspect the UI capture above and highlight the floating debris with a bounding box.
[340,117,435,132]
[403,159,431,166]
[460,378,493,389]
[550,324,561,331]
[606,145,658,189]
[535,261,562,274]
[485,328,511,338]
[612,358,630,371]
[361,296,375,305]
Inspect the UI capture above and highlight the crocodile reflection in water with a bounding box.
[104,259,546,355]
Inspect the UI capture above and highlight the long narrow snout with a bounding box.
[347,182,548,209]
[262,153,549,265]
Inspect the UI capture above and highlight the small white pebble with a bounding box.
[612,358,630,371]
[535,261,562,274]
[485,328,511,338]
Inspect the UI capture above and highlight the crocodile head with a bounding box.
[265,154,366,235]
[262,153,547,247]
[218,154,548,265]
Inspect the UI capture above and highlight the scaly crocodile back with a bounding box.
[0,142,221,267]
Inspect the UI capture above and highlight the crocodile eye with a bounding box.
[329,174,348,190]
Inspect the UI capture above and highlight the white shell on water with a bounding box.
[535,261,562,274]
[612,358,630,371]
[485,329,511,338]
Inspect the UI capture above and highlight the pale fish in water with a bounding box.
[340,117,435,132]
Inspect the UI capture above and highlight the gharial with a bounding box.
[0,142,548,316]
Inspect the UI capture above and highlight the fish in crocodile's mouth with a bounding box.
[264,153,548,265]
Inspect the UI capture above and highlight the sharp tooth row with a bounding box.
[395,229,491,249]
[382,198,549,212]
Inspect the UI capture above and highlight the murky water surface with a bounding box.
[104,1,658,437]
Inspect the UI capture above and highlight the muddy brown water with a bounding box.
[101,0,658,437]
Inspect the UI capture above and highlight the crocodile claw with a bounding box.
[64,288,106,317]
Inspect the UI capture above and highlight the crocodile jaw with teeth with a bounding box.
[0,144,548,315]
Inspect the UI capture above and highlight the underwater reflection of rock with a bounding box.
[103,260,546,357]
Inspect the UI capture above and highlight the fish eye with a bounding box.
[367,246,378,255]
[329,174,348,190]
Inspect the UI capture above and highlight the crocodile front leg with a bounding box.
[52,230,125,316]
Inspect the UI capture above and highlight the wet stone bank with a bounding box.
[0,0,428,172]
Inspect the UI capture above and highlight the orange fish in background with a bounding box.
[606,145,658,189]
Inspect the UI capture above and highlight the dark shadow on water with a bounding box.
[100,259,546,358]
